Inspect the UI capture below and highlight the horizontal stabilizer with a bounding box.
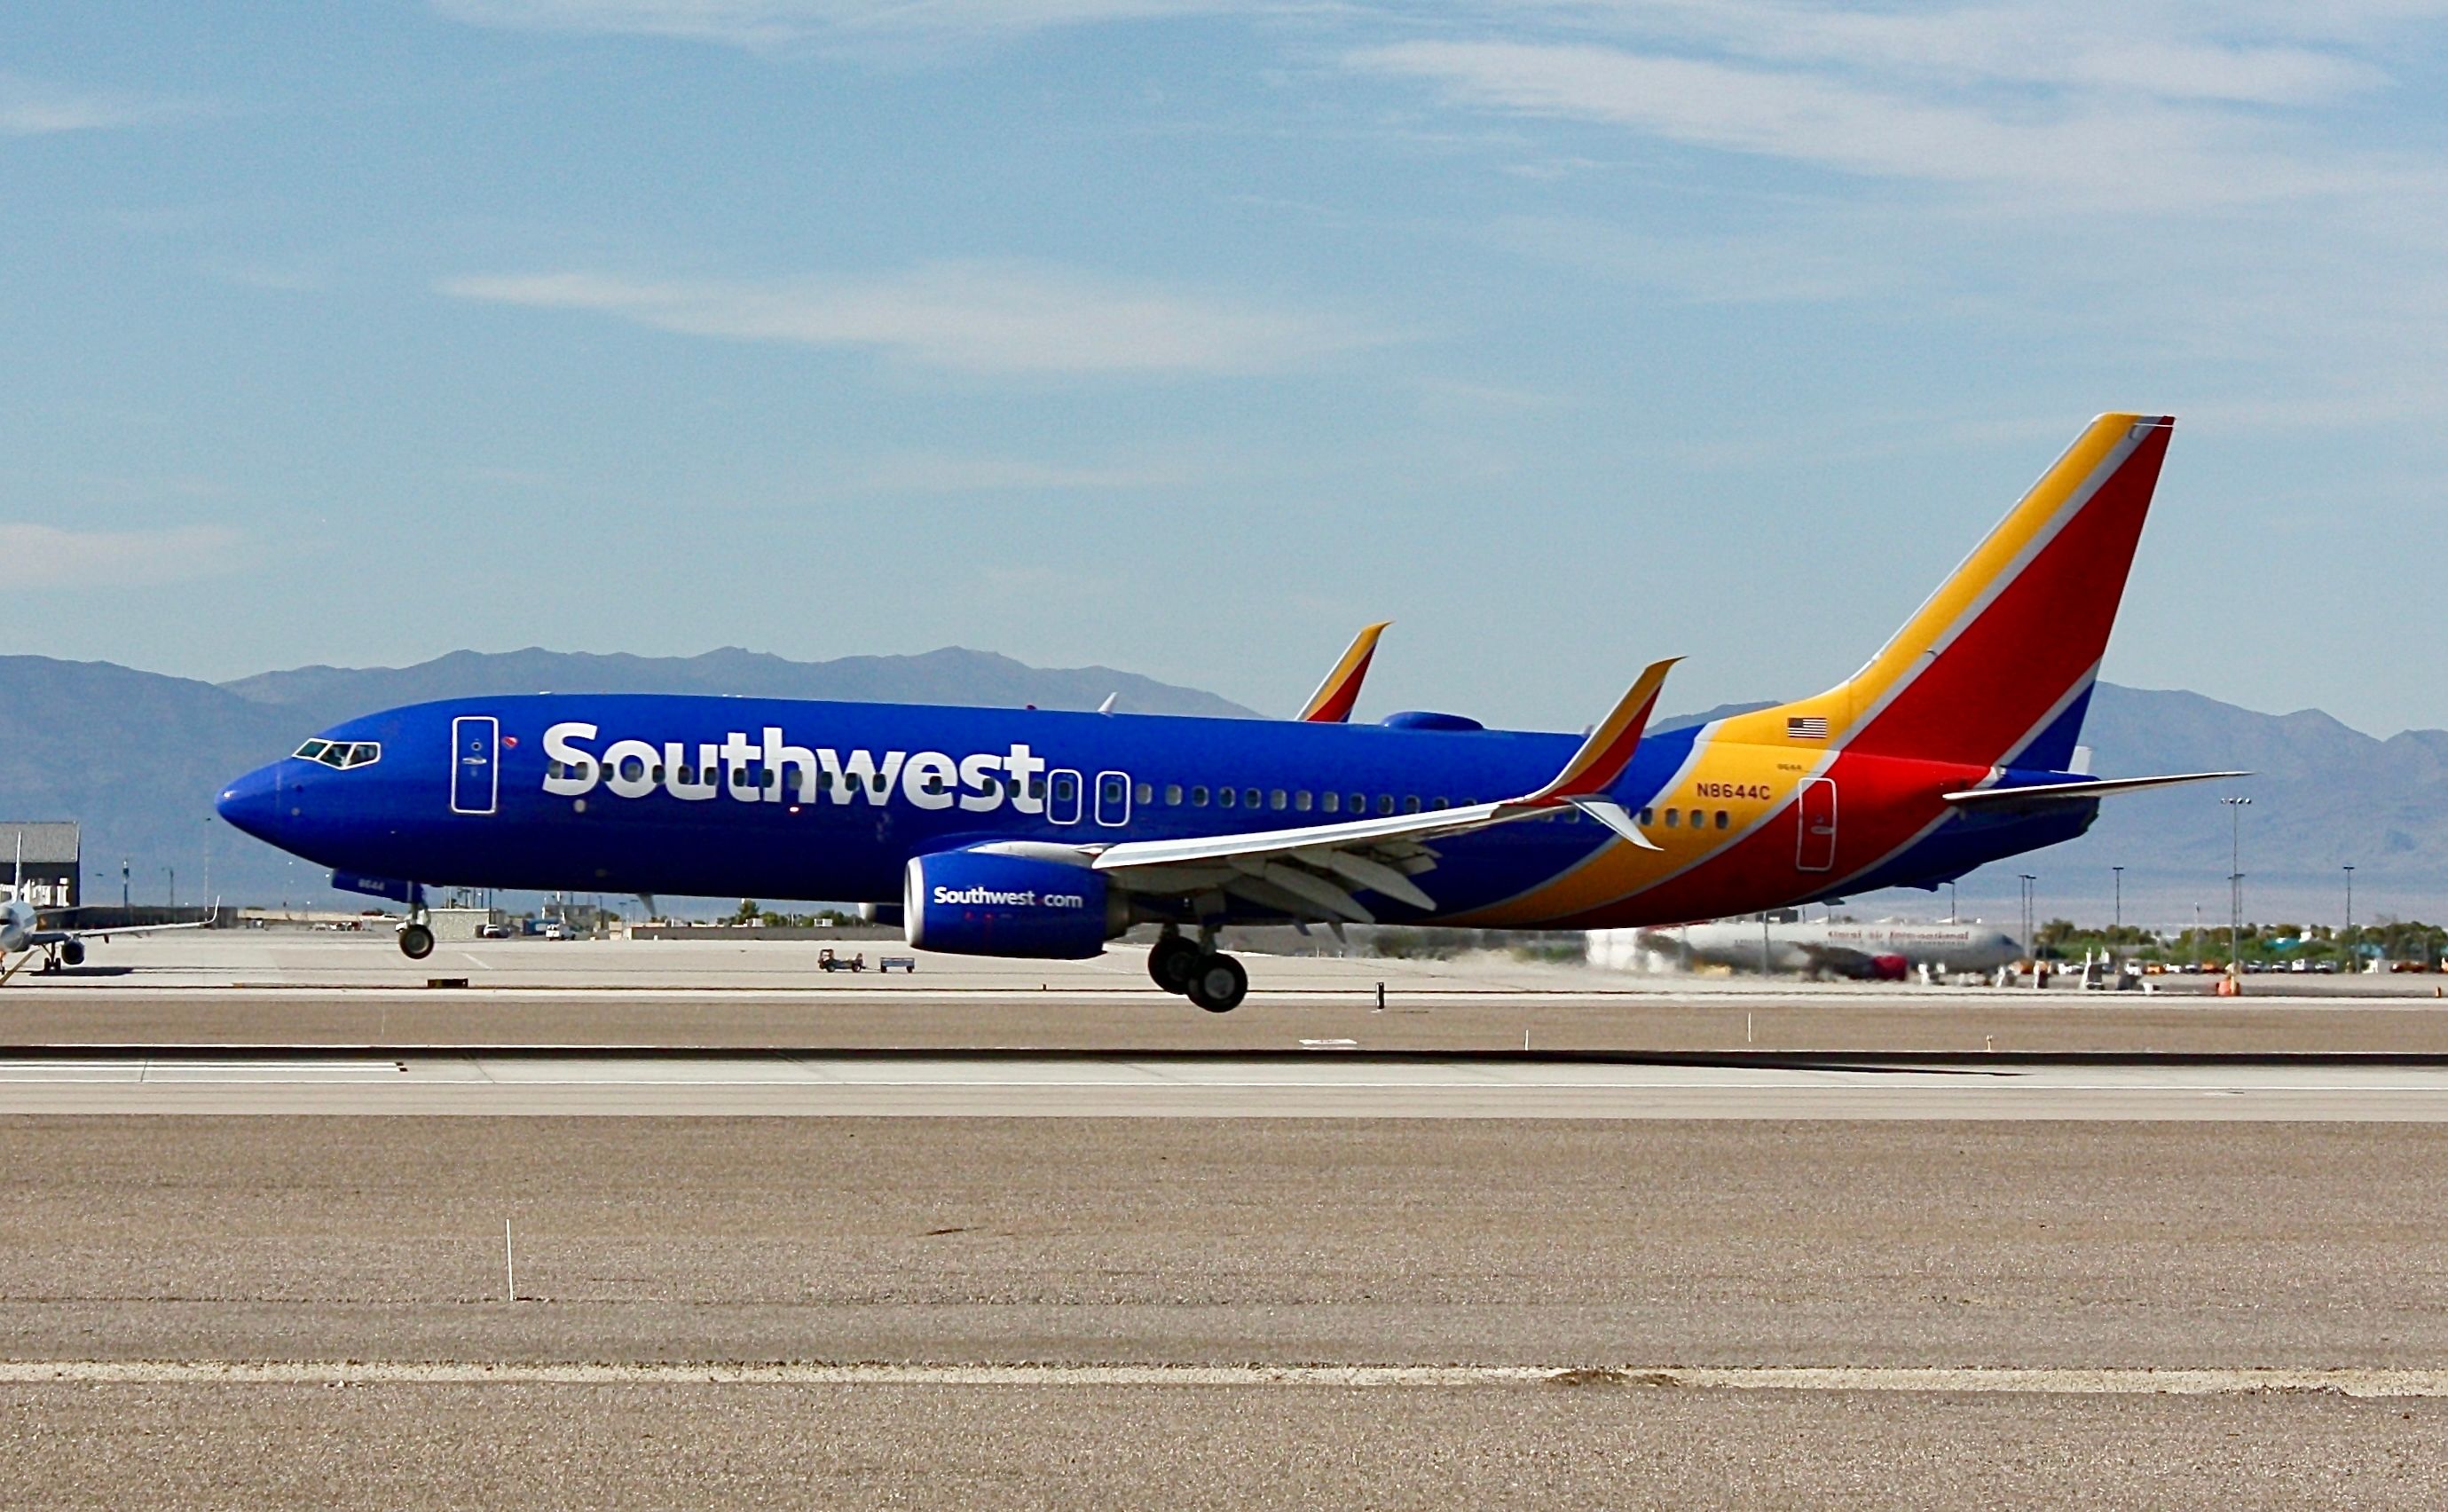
[1942,771,2249,808]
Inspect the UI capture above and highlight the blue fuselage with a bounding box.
[216,694,2093,926]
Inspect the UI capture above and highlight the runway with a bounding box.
[10,1048,2448,1117]
[13,939,2448,1503]
[6,1109,2444,1504]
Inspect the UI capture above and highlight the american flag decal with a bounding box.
[1786,715,1830,740]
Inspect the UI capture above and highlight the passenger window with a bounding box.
[1191,785,1209,807]
[1689,809,1704,828]
[1639,808,1653,826]
[1027,776,1043,798]
[1243,788,1262,808]
[1430,798,1449,810]
[1665,810,1681,828]
[1165,784,1183,806]
[925,773,947,793]
[1136,783,1153,805]
[1377,794,1395,815]
[1220,787,1238,809]
[1322,792,1340,814]
[1403,796,1421,814]
[1270,789,1287,811]
[1295,791,1312,812]
[1352,793,1368,815]
[1715,810,1729,829]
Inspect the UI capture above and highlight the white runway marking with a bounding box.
[4,1360,2447,1397]
[4,1053,2448,1117]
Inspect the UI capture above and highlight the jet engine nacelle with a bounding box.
[903,849,1119,959]
[59,940,85,967]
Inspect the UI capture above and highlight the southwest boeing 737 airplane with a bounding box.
[216,413,2238,1012]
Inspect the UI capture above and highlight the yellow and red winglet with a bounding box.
[1526,658,1681,804]
[1296,622,1391,723]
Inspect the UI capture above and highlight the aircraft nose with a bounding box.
[215,762,286,843]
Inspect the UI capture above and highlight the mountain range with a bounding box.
[2,650,2438,923]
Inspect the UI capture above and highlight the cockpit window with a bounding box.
[293,739,381,769]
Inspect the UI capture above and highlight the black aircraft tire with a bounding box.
[398,923,436,961]
[1147,936,1200,995]
[1185,953,1248,1013]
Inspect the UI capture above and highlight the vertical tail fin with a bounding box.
[1731,413,2173,771]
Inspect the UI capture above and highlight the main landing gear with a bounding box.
[1147,930,1248,1013]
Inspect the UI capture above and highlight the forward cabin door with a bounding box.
[451,715,500,815]
[1795,777,1837,872]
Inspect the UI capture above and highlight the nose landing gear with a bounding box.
[398,910,435,961]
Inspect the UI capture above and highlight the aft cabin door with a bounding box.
[451,715,499,815]
[1795,777,1837,872]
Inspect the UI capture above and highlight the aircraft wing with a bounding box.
[1296,622,1391,723]
[30,904,222,945]
[1791,941,1878,976]
[1080,659,1678,923]
[1942,771,2249,810]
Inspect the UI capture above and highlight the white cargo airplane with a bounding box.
[0,843,217,982]
[1611,918,2022,980]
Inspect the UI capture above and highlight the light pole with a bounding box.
[2343,863,2356,973]
[2192,902,2202,972]
[121,858,130,910]
[1947,881,1957,925]
[2224,795,2252,987]
[2111,865,2124,934]
[2019,873,2037,973]
[165,866,175,910]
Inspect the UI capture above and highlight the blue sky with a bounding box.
[9,1,2448,736]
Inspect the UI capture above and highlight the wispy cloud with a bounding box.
[857,453,1191,492]
[1529,2,2397,106]
[0,73,195,136]
[0,524,241,587]
[439,262,1379,374]
[1350,38,2399,209]
[435,0,1231,48]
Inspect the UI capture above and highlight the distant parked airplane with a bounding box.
[218,413,2240,1012]
[1602,918,2022,980]
[0,841,217,981]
